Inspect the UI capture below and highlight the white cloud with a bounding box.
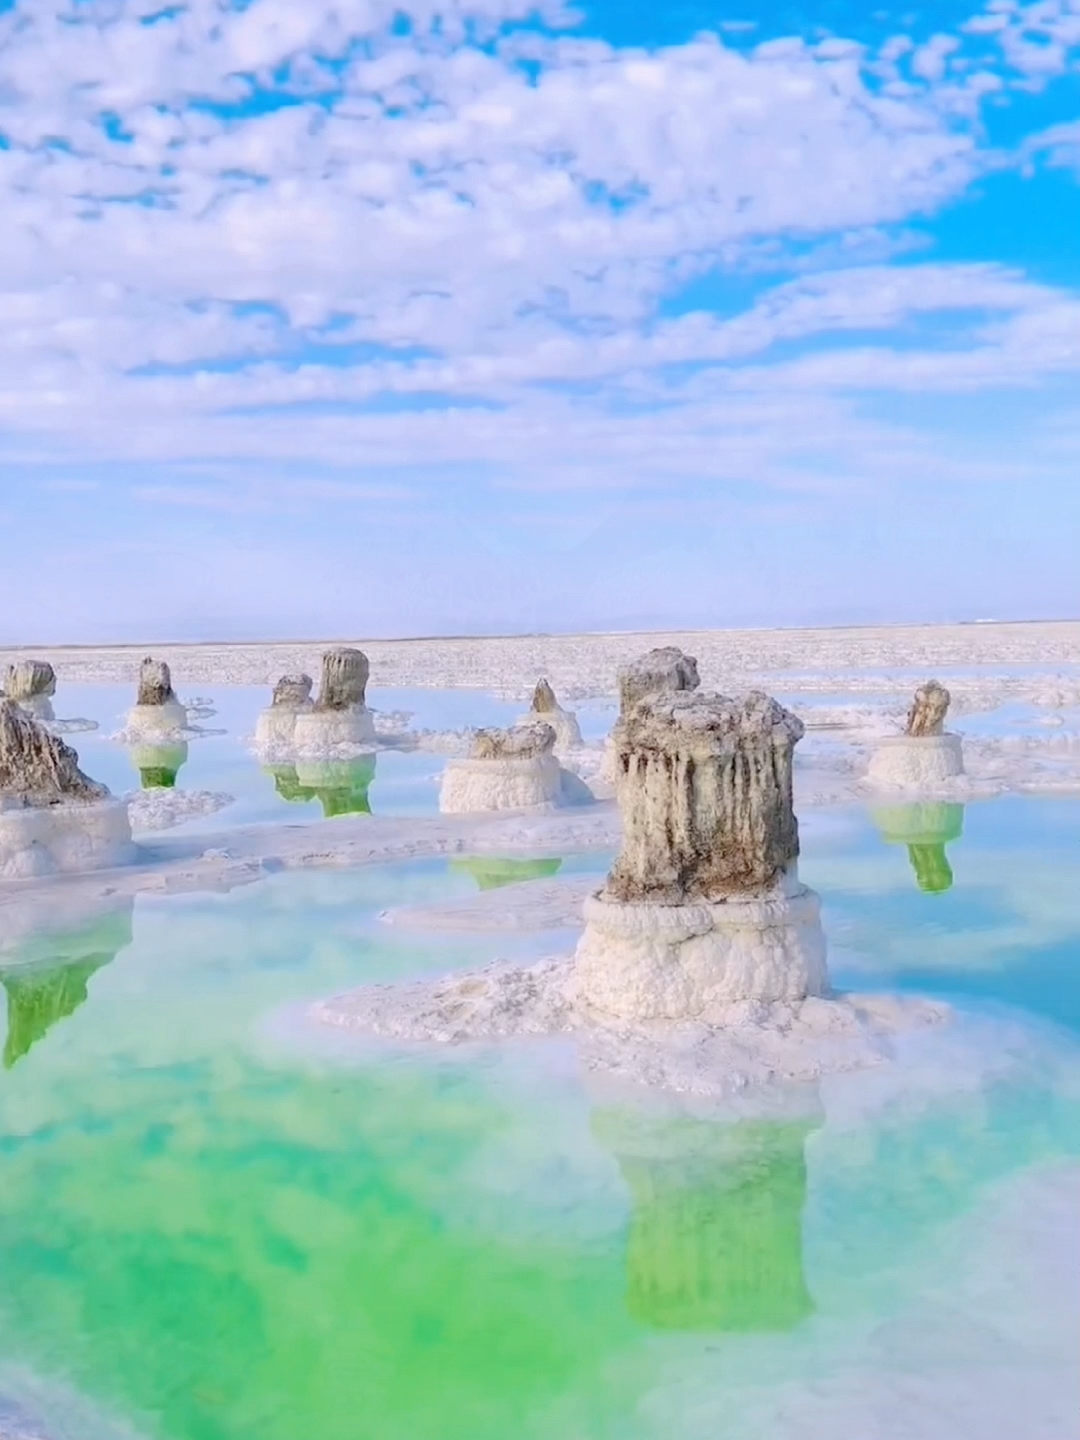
[0,0,1077,505]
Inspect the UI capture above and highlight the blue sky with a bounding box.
[0,0,1078,641]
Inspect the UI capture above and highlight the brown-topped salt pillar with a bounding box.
[574,689,827,1020]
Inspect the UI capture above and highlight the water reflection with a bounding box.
[449,857,564,890]
[871,802,965,894]
[1,907,133,1069]
[129,740,189,790]
[592,1108,817,1333]
[266,755,377,818]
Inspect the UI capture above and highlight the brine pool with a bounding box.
[1,796,1079,1440]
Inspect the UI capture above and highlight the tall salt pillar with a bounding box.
[574,690,828,1021]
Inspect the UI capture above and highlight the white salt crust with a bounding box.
[254,704,311,750]
[865,732,965,791]
[572,880,828,1022]
[123,699,190,739]
[439,753,564,813]
[514,706,583,752]
[291,707,376,753]
[0,800,135,880]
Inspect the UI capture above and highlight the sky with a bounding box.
[0,0,1078,641]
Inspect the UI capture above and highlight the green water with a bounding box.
[2,802,1080,1439]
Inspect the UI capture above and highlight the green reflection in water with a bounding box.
[267,756,377,817]
[871,802,965,894]
[449,857,564,891]
[130,742,189,791]
[1,910,133,1069]
[593,1112,816,1333]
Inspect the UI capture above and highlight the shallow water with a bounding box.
[1,799,1080,1439]
[48,684,616,833]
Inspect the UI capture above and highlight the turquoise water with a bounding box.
[52,684,617,832]
[1,799,1079,1438]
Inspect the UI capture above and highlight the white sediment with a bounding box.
[0,799,135,881]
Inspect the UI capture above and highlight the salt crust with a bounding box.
[439,753,564,813]
[0,800,135,881]
[311,955,950,1098]
[865,732,965,791]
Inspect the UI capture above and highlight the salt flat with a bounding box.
[4,620,1079,700]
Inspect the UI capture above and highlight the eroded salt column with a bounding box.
[518,677,582,752]
[0,701,133,879]
[255,673,314,750]
[4,659,57,722]
[574,689,827,1020]
[126,656,188,736]
[866,680,965,791]
[618,647,701,716]
[292,649,376,751]
[439,721,563,813]
[600,647,701,785]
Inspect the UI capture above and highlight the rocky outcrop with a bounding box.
[316,648,369,711]
[866,680,965,792]
[273,673,314,709]
[136,656,177,708]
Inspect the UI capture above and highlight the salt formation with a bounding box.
[872,801,965,893]
[439,721,564,813]
[866,680,965,791]
[255,673,314,750]
[600,646,701,784]
[573,689,827,1021]
[0,701,133,879]
[129,741,188,790]
[314,677,949,1093]
[2,659,57,722]
[292,649,376,752]
[517,678,582,752]
[125,657,188,737]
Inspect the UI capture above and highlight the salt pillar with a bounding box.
[866,680,965,791]
[439,721,562,814]
[0,701,133,879]
[3,659,57,722]
[127,657,188,735]
[600,646,700,785]
[255,673,314,750]
[519,677,582,751]
[292,649,376,751]
[574,690,827,1020]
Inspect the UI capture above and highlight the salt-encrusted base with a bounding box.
[439,754,563,813]
[0,799,135,879]
[312,954,948,1097]
[254,705,311,749]
[124,700,189,738]
[571,881,828,1023]
[516,708,583,752]
[866,733,965,790]
[292,707,376,753]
